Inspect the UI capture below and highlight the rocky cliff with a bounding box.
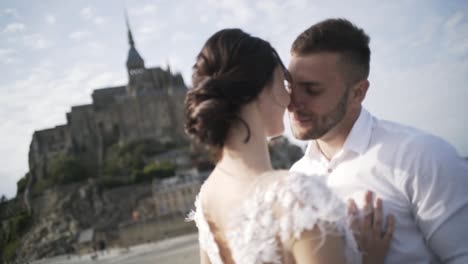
[1,137,304,263]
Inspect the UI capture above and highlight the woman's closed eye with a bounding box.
[284,80,293,93]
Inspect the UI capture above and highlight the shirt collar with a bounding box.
[305,107,373,158]
[342,107,373,155]
[304,138,320,159]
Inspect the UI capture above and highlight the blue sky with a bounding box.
[1,0,467,198]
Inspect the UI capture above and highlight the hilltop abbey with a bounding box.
[28,19,188,184]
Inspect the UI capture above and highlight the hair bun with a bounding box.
[184,28,283,151]
[185,77,238,147]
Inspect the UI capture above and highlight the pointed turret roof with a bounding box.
[125,12,145,71]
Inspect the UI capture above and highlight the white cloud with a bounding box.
[69,30,92,40]
[451,38,468,54]
[405,16,443,49]
[129,4,157,16]
[0,48,17,64]
[137,22,167,43]
[199,14,209,24]
[86,72,115,88]
[23,34,51,49]
[45,14,56,24]
[445,11,464,30]
[139,25,156,34]
[171,31,190,42]
[204,0,254,26]
[81,7,94,20]
[255,0,283,17]
[3,8,19,18]
[94,16,106,25]
[80,7,106,26]
[3,22,25,33]
[0,48,14,58]
[86,41,105,52]
[442,12,468,56]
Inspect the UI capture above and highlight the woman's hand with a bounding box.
[348,191,395,264]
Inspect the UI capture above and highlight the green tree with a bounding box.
[0,195,7,204]
[48,155,89,184]
[3,239,19,262]
[16,173,28,195]
[1,212,32,262]
[134,162,176,183]
[104,139,173,178]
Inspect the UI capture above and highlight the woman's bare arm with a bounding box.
[200,248,211,264]
[292,226,346,264]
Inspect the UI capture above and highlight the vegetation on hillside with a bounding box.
[99,139,177,189]
[32,155,89,194]
[0,210,32,263]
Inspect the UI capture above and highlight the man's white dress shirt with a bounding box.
[291,108,468,264]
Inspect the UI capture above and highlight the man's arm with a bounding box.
[403,135,468,263]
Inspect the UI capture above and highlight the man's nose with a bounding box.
[288,91,304,111]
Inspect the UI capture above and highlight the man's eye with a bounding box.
[305,88,321,96]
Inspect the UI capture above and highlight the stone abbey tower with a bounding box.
[27,18,188,184]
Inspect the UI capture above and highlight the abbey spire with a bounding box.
[125,12,145,77]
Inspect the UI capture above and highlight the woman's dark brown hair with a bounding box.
[185,28,286,155]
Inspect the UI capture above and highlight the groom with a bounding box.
[288,18,468,263]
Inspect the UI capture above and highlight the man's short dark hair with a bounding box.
[291,18,371,83]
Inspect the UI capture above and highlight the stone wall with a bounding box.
[28,125,73,182]
[115,216,196,248]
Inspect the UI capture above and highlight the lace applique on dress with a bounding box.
[227,171,360,264]
[227,181,283,264]
[187,171,361,264]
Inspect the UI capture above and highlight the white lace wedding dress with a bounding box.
[187,171,361,264]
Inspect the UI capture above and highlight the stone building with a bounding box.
[152,169,205,217]
[27,17,188,186]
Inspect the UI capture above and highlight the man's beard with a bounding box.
[291,88,349,140]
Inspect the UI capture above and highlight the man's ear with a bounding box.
[351,79,369,103]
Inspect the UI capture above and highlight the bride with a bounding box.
[185,28,393,264]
